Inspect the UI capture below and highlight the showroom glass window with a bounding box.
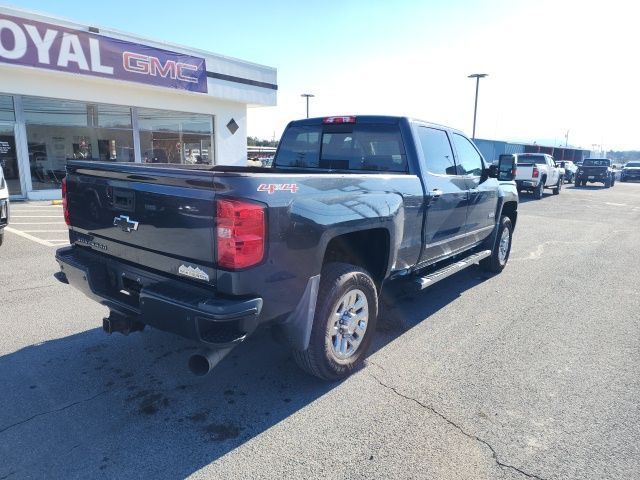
[23,97,134,190]
[0,95,21,196]
[138,108,214,165]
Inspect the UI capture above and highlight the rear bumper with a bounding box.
[516,180,538,188]
[55,246,262,347]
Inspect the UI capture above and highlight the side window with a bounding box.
[417,126,456,175]
[451,133,484,176]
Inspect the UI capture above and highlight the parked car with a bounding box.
[621,161,640,182]
[559,160,578,183]
[0,165,9,246]
[575,158,616,187]
[514,153,564,199]
[55,115,519,381]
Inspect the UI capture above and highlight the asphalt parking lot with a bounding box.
[1,183,639,479]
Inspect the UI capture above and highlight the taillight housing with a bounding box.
[216,198,265,270]
[322,116,356,124]
[532,166,539,178]
[61,176,70,226]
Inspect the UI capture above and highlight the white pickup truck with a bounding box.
[513,153,564,199]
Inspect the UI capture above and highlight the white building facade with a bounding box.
[0,6,277,200]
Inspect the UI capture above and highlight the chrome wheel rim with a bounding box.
[330,288,369,359]
[498,226,510,264]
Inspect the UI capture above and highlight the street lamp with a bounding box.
[301,93,314,118]
[468,73,488,140]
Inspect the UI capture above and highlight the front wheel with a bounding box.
[553,177,562,195]
[293,262,378,380]
[480,215,513,273]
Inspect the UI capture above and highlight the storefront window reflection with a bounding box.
[138,108,214,165]
[23,96,134,190]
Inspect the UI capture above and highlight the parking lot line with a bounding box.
[5,227,57,247]
[20,230,69,233]
[11,215,65,218]
[10,222,66,225]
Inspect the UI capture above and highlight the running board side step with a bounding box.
[414,250,491,290]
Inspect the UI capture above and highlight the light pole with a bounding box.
[468,73,488,139]
[300,93,314,118]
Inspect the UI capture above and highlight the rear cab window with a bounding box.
[583,159,610,167]
[275,123,408,173]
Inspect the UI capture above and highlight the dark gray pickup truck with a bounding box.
[55,116,518,380]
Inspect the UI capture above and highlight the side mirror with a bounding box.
[497,154,517,181]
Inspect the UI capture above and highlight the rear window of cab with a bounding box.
[275,124,408,173]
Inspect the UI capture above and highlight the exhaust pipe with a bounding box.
[103,311,145,335]
[188,348,233,376]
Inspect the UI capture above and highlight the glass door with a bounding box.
[0,123,21,197]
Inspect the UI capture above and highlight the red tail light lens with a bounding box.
[61,177,70,226]
[532,166,539,178]
[216,198,265,270]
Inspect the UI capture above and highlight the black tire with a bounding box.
[0,231,3,247]
[480,216,513,273]
[621,177,626,182]
[553,177,562,195]
[605,178,611,188]
[292,262,378,380]
[534,180,544,199]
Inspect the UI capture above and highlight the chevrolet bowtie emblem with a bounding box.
[113,215,139,232]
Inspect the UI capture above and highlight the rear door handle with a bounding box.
[430,189,442,200]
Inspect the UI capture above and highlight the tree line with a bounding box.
[247,136,279,147]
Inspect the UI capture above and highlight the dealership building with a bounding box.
[0,6,277,200]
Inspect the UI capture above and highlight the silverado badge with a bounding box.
[178,265,210,282]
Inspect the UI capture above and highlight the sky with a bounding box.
[5,0,640,151]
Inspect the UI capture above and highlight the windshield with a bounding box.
[275,124,407,172]
[625,162,640,167]
[583,159,610,167]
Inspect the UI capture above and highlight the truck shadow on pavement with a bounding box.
[0,268,489,479]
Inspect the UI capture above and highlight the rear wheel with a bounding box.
[293,262,378,380]
[480,215,513,273]
[534,180,544,199]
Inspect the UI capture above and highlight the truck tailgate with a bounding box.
[66,162,217,283]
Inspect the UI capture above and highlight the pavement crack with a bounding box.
[0,391,108,435]
[369,373,547,480]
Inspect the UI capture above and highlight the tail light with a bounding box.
[61,176,70,226]
[322,116,356,124]
[532,166,539,178]
[216,198,265,270]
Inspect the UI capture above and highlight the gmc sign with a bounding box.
[0,12,208,93]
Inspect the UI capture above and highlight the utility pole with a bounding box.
[300,93,314,118]
[468,74,488,139]
[565,130,569,147]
